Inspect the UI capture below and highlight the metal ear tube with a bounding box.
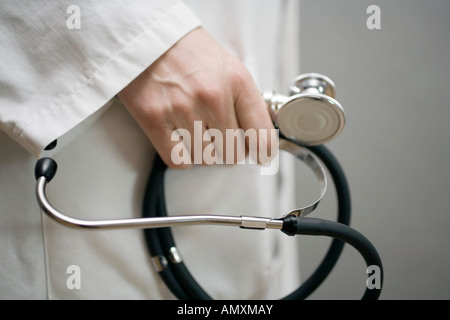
[34,141,326,229]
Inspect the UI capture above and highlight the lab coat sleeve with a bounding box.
[0,0,201,157]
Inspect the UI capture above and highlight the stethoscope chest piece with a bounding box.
[265,73,346,146]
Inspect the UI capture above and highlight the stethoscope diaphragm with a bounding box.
[265,73,345,146]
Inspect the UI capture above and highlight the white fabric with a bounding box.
[0,0,301,299]
[0,0,200,157]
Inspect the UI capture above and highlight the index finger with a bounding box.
[232,71,278,164]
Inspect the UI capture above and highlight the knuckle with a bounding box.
[171,96,193,117]
[229,65,252,88]
[140,105,168,128]
[195,83,223,106]
[149,104,168,119]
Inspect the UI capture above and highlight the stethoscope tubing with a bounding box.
[34,141,383,300]
[143,144,383,300]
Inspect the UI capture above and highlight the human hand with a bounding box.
[118,27,276,169]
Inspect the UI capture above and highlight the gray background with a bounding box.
[293,0,450,300]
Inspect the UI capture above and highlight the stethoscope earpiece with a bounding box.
[264,73,346,146]
[35,157,58,182]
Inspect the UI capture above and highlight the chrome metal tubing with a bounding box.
[279,139,327,217]
[35,139,326,231]
[36,177,283,231]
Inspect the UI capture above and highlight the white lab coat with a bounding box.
[0,0,300,299]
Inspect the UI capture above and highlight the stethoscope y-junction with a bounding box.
[34,73,383,300]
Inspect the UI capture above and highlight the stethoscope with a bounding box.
[34,73,383,300]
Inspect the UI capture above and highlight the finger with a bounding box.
[181,119,210,166]
[202,89,246,165]
[233,72,277,164]
[147,122,193,169]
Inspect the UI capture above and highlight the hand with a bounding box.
[118,27,275,169]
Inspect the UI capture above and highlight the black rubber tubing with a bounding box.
[34,140,382,299]
[281,216,383,300]
[142,156,191,300]
[282,145,352,300]
[143,153,212,300]
[143,144,382,300]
